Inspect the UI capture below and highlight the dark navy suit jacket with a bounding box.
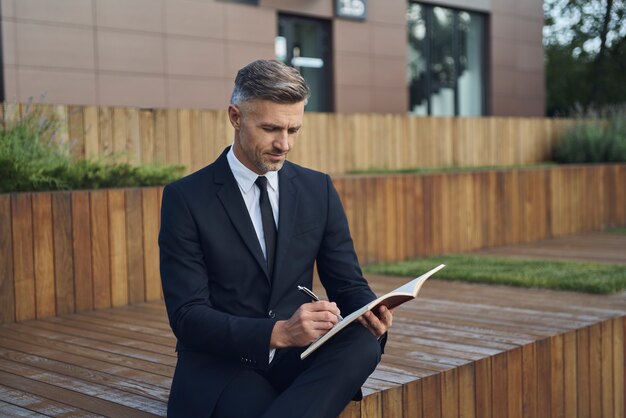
[159,147,377,413]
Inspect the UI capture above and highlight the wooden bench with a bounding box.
[0,276,623,417]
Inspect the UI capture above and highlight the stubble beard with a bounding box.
[254,154,286,173]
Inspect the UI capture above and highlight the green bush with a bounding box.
[0,104,184,193]
[552,106,626,163]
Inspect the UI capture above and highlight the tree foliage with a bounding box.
[544,0,626,115]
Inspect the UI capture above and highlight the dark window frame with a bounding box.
[408,2,488,116]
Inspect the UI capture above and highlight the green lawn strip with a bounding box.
[347,163,557,176]
[364,255,626,294]
[605,227,626,235]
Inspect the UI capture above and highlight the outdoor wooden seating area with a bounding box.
[0,274,624,417]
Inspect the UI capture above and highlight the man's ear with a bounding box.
[228,104,241,130]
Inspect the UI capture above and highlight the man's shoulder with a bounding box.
[282,160,328,182]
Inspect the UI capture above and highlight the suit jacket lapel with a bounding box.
[214,150,270,281]
[274,163,298,283]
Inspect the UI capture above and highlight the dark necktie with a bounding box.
[255,176,277,278]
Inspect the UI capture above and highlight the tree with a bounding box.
[544,0,626,115]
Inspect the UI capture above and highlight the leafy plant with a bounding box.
[552,106,626,163]
[0,104,184,193]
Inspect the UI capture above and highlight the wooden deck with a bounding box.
[473,232,626,265]
[0,276,624,417]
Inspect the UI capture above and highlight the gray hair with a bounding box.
[230,60,310,106]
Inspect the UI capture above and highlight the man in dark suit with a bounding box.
[159,59,393,418]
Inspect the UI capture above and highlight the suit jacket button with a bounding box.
[268,310,275,318]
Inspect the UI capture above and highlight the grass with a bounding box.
[0,102,184,192]
[347,163,557,176]
[364,254,626,294]
[606,227,626,235]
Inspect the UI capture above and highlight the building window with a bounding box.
[407,3,486,116]
[277,14,333,112]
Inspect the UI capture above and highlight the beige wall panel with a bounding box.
[335,85,371,113]
[3,69,18,102]
[166,38,226,78]
[15,0,93,26]
[368,0,406,24]
[514,71,544,98]
[16,23,95,69]
[167,78,230,110]
[372,24,405,57]
[225,42,275,76]
[165,0,224,39]
[492,38,517,67]
[372,56,405,88]
[1,0,15,18]
[492,69,515,96]
[371,86,407,114]
[98,74,167,108]
[17,69,97,105]
[335,53,371,86]
[2,21,16,66]
[334,20,371,54]
[225,3,275,44]
[97,31,164,73]
[96,0,163,33]
[516,44,544,71]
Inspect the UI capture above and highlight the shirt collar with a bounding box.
[227,145,279,193]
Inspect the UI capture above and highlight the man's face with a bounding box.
[228,99,304,175]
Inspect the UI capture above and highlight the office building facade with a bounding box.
[0,0,544,116]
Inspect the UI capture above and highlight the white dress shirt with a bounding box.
[227,146,279,363]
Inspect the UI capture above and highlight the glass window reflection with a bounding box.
[407,3,486,116]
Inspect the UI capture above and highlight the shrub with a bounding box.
[552,105,626,163]
[0,104,185,193]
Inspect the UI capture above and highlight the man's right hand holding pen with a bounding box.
[270,300,342,348]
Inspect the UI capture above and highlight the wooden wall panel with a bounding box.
[125,189,145,304]
[108,190,128,307]
[11,194,35,322]
[402,380,423,418]
[90,190,111,309]
[142,188,162,301]
[0,195,15,324]
[5,104,577,175]
[421,374,442,418]
[72,191,93,312]
[614,317,624,418]
[52,192,75,316]
[550,334,565,418]
[32,193,55,318]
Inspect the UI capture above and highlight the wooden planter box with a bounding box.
[1,164,625,325]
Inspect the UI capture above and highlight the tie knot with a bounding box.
[255,176,268,189]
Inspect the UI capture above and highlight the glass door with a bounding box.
[277,14,333,112]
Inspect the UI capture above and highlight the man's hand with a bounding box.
[357,306,393,337]
[270,301,341,349]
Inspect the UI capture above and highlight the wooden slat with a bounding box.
[52,192,75,316]
[142,188,162,301]
[614,317,624,418]
[0,195,15,324]
[108,190,128,307]
[72,191,93,312]
[0,384,99,417]
[90,190,111,310]
[125,189,145,304]
[31,193,55,319]
[11,194,35,322]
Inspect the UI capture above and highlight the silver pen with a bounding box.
[297,286,344,320]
